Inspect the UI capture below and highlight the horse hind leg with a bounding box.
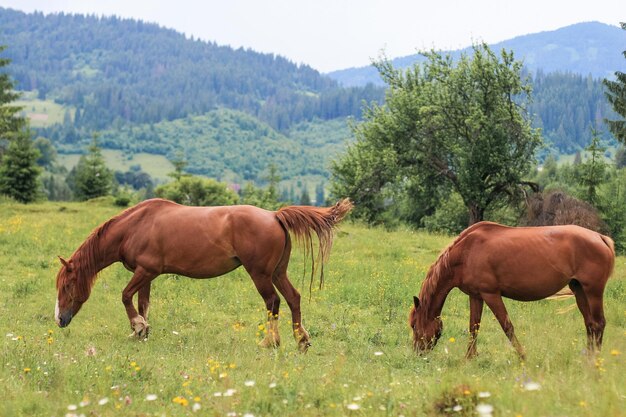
[249,271,282,349]
[273,270,311,352]
[570,279,606,352]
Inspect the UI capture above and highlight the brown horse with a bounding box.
[55,198,352,351]
[409,221,614,359]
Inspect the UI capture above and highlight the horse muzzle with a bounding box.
[57,311,73,328]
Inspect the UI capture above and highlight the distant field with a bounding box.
[555,145,617,165]
[14,93,73,128]
[57,150,175,183]
[0,200,624,417]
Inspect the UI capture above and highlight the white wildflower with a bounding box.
[523,381,541,391]
[476,403,494,417]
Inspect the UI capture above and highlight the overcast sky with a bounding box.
[0,0,623,73]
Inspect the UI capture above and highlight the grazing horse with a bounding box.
[409,221,614,359]
[55,198,352,351]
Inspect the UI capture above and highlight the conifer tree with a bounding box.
[579,129,607,206]
[604,22,626,142]
[0,45,27,155]
[0,130,41,203]
[71,137,113,200]
[0,45,39,202]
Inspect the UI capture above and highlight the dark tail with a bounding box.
[275,198,353,290]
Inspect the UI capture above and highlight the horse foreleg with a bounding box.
[273,273,311,352]
[138,282,151,319]
[466,296,484,359]
[482,293,526,360]
[250,274,281,348]
[122,268,155,339]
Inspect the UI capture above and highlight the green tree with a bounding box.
[315,181,325,206]
[599,168,626,252]
[0,130,41,203]
[71,137,113,200]
[578,129,607,206]
[155,176,238,206]
[168,152,189,181]
[33,136,58,168]
[603,22,626,142]
[264,163,280,207]
[0,45,26,150]
[299,187,311,205]
[332,44,542,225]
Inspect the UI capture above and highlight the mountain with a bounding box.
[328,22,626,87]
[0,7,382,132]
[0,7,380,189]
[0,8,621,188]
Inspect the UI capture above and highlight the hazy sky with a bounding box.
[0,0,623,72]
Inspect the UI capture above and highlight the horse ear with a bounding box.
[413,296,420,309]
[58,256,72,272]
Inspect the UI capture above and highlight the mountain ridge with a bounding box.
[328,21,626,87]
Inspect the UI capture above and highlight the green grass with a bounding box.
[0,201,624,416]
[57,150,175,182]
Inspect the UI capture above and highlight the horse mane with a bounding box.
[57,199,163,297]
[418,222,491,309]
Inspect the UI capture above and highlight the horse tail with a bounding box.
[275,198,353,291]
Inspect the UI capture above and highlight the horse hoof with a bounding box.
[136,325,150,339]
[130,317,149,339]
[298,341,312,353]
[258,338,280,349]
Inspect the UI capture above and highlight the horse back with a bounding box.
[116,200,286,277]
[455,223,614,300]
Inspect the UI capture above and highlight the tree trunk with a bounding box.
[468,203,484,225]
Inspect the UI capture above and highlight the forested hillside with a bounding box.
[0,7,622,188]
[49,109,351,181]
[530,71,615,153]
[0,7,382,132]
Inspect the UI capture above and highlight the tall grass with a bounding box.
[1,201,624,416]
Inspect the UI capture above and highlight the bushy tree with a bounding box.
[70,138,113,200]
[603,22,626,142]
[0,130,41,203]
[155,176,238,206]
[332,44,542,225]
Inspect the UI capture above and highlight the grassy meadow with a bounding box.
[0,200,624,417]
[56,151,175,183]
[15,92,72,128]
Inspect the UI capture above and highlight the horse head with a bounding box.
[55,256,91,327]
[409,295,443,353]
